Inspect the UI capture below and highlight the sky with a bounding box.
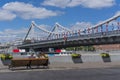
[0,0,120,43]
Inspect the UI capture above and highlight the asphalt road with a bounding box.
[0,67,120,80]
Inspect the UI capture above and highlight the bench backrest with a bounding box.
[11,59,30,67]
[11,58,48,67]
[30,58,48,66]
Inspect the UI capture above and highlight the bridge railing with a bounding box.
[22,30,120,45]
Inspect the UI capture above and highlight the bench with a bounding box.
[8,58,49,70]
[30,58,48,66]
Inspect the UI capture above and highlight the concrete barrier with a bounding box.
[109,53,120,62]
[49,56,73,63]
[81,54,103,62]
[48,53,120,64]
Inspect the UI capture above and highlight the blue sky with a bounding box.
[0,0,120,43]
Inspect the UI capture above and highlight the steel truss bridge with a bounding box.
[18,14,120,51]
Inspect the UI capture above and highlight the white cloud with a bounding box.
[42,0,115,9]
[71,22,93,31]
[42,0,70,8]
[0,9,16,21]
[0,28,28,42]
[80,0,115,9]
[0,2,61,21]
[3,28,27,35]
[3,2,59,19]
[0,24,53,42]
[114,11,120,16]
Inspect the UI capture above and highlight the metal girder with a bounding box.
[92,14,120,29]
[55,22,71,32]
[32,21,58,35]
[23,24,33,41]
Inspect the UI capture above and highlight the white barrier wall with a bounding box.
[48,54,120,64]
[49,56,73,63]
[81,54,103,62]
[109,53,120,62]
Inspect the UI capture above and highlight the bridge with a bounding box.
[18,14,120,52]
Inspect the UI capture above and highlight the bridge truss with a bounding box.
[23,13,120,43]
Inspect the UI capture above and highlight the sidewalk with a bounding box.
[49,62,120,70]
[0,62,120,72]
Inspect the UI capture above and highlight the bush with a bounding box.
[0,54,13,60]
[71,53,81,58]
[100,53,109,58]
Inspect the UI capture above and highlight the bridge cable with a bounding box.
[55,22,71,32]
[31,21,58,35]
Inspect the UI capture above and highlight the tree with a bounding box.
[65,46,95,51]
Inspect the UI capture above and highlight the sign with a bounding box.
[55,49,61,53]
[13,49,19,53]
[13,49,25,53]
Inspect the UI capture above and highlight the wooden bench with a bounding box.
[30,58,48,66]
[9,58,49,70]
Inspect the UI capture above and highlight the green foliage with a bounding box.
[66,46,95,51]
[87,46,96,51]
[100,53,109,58]
[66,47,75,51]
[71,53,81,58]
[0,54,13,60]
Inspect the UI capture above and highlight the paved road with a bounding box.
[0,67,120,80]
